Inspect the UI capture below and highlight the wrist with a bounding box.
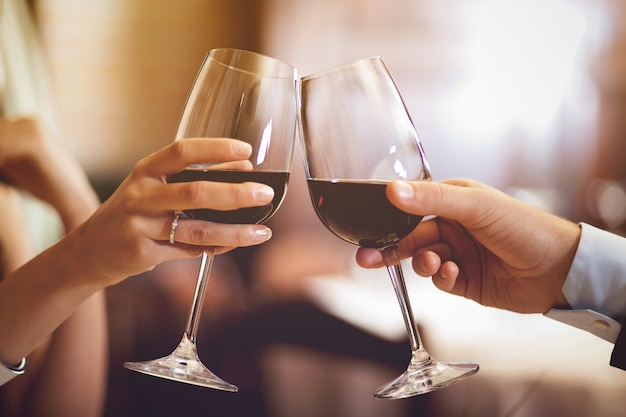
[35,225,106,294]
[554,290,572,311]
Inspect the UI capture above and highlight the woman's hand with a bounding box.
[70,137,274,287]
[0,116,99,229]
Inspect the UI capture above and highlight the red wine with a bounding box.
[307,179,422,248]
[168,170,289,224]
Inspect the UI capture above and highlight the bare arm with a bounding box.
[0,115,107,417]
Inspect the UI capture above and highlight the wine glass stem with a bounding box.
[382,246,425,357]
[184,247,217,344]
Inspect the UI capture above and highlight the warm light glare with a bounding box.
[586,179,626,228]
[437,0,588,143]
[257,119,272,166]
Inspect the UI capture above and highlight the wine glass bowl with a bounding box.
[123,48,298,391]
[300,56,478,399]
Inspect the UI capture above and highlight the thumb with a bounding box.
[387,178,497,226]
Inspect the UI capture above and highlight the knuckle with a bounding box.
[179,181,207,206]
[169,139,191,159]
[234,227,252,245]
[117,182,147,212]
[234,184,250,205]
[188,225,213,244]
[186,223,248,247]
[125,239,151,260]
[115,220,150,259]
[133,157,152,175]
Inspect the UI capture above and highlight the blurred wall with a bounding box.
[263,0,602,204]
[34,0,263,191]
[584,0,626,234]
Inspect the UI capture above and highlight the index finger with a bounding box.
[355,217,442,268]
[139,138,253,177]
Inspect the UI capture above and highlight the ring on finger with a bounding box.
[169,211,181,244]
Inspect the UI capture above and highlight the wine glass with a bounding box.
[299,56,479,399]
[123,48,298,391]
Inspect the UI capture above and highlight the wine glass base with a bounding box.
[374,360,478,399]
[124,355,238,392]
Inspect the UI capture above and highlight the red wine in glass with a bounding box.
[307,179,422,249]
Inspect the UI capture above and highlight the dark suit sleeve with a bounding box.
[610,318,626,370]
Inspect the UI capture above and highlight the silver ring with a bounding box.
[169,212,181,244]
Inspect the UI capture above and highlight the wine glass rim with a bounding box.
[208,48,298,79]
[301,56,384,82]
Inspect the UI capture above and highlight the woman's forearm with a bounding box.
[24,291,108,417]
[0,233,103,367]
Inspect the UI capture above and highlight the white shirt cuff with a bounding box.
[562,223,626,321]
[544,308,621,343]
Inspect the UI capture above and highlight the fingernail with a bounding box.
[417,254,428,274]
[255,185,275,202]
[254,227,272,241]
[394,181,414,200]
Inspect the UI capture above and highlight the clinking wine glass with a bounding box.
[123,48,298,391]
[299,56,478,399]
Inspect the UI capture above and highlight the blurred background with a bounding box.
[25,0,626,415]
